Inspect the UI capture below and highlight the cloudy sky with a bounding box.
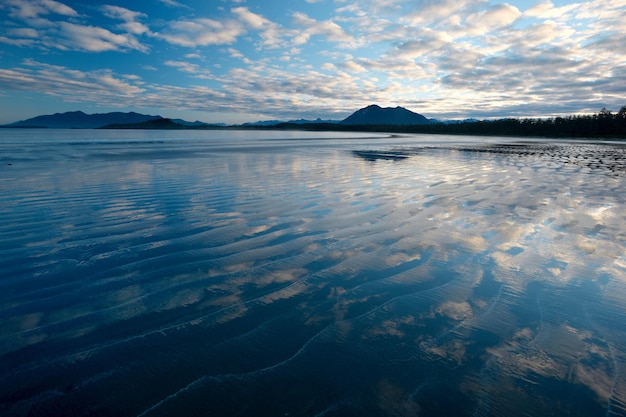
[1,0,625,124]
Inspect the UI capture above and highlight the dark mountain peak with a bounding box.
[6,111,163,128]
[341,104,431,125]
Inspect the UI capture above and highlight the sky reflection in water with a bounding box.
[1,131,625,416]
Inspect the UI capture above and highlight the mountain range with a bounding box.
[1,105,433,129]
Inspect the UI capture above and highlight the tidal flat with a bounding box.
[1,130,625,416]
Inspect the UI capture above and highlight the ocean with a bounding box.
[1,129,625,416]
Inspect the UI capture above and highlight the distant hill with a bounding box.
[243,118,340,127]
[341,104,432,125]
[5,111,164,129]
[100,117,229,129]
[171,118,222,127]
[99,118,184,129]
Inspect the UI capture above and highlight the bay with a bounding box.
[1,129,625,416]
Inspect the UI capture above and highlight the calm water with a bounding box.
[1,129,625,417]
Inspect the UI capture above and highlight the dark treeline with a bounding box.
[271,106,626,139]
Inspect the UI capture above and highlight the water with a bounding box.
[1,129,625,416]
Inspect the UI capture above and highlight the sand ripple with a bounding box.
[1,133,625,416]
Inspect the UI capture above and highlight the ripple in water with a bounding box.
[1,130,625,416]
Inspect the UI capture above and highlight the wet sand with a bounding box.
[1,131,625,416]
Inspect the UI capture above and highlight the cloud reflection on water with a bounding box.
[1,133,625,416]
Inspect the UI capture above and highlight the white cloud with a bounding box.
[227,47,244,58]
[524,2,578,20]
[292,12,355,46]
[231,7,287,48]
[58,22,149,52]
[232,7,268,29]
[0,59,232,114]
[0,1,149,52]
[8,28,39,38]
[0,60,144,103]
[402,0,484,26]
[164,60,200,73]
[0,36,37,47]
[158,18,245,47]
[465,3,522,35]
[164,60,214,79]
[389,28,453,60]
[338,60,367,73]
[39,0,77,16]
[2,0,78,20]
[100,5,150,36]
[157,0,190,8]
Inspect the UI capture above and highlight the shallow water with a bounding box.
[1,129,625,416]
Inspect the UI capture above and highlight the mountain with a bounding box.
[100,118,230,129]
[341,104,432,125]
[242,120,284,127]
[5,111,163,129]
[171,118,223,127]
[288,118,340,125]
[243,118,340,127]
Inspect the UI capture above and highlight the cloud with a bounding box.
[157,0,190,8]
[2,0,78,20]
[402,0,484,26]
[524,2,578,20]
[0,59,231,114]
[0,36,37,47]
[292,12,355,46]
[227,48,244,59]
[164,60,200,73]
[0,0,78,29]
[0,60,144,103]
[338,60,367,73]
[0,27,40,46]
[8,28,39,38]
[100,5,150,36]
[39,0,77,16]
[390,28,453,59]
[0,1,149,53]
[232,7,268,29]
[164,60,214,79]
[160,7,287,51]
[465,3,522,35]
[57,22,149,52]
[158,18,245,47]
[423,0,626,118]
[231,7,287,48]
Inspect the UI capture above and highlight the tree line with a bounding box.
[423,106,626,138]
[273,106,626,139]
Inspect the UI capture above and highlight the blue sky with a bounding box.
[1,0,625,124]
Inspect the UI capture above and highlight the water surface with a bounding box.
[1,130,625,416]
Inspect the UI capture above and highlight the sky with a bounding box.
[0,0,625,124]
